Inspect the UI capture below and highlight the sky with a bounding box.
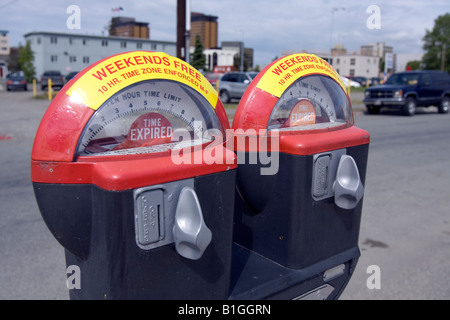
[0,0,449,68]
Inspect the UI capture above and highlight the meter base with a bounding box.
[233,144,369,269]
[229,243,359,300]
[34,170,236,300]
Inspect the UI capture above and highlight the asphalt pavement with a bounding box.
[1,85,450,300]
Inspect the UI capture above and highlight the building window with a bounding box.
[51,55,58,62]
[37,37,41,45]
[83,57,90,64]
[350,58,356,66]
[102,40,108,46]
[69,38,73,45]
[136,42,143,49]
[349,69,355,76]
[121,41,127,48]
[70,56,76,63]
[151,43,156,50]
[83,39,87,45]
[50,36,57,44]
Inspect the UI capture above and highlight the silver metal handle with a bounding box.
[173,187,212,260]
[334,155,364,210]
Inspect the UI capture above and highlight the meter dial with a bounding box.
[267,75,353,131]
[76,80,223,157]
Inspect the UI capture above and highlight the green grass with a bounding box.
[32,90,60,100]
[223,102,239,110]
[347,86,367,93]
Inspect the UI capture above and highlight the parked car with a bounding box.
[41,70,64,90]
[206,72,223,88]
[364,70,450,115]
[65,71,79,83]
[351,76,368,86]
[6,73,27,91]
[340,76,361,88]
[218,71,258,103]
[370,77,382,86]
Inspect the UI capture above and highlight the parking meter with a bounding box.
[31,51,237,299]
[229,54,370,299]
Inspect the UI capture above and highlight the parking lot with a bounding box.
[1,83,450,300]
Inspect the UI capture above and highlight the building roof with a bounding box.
[111,16,149,27]
[23,31,174,44]
[191,12,218,22]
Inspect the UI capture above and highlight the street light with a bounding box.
[329,7,345,65]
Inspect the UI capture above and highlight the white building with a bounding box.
[0,30,10,55]
[24,31,176,79]
[332,54,380,78]
[203,48,237,71]
[0,30,10,78]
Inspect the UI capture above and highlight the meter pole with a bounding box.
[185,0,191,64]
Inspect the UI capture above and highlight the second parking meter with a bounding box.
[31,51,237,299]
[229,54,370,299]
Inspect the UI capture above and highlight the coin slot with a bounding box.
[135,189,164,246]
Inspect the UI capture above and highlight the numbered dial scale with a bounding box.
[267,75,353,131]
[76,80,223,157]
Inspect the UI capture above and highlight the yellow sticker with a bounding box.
[66,51,218,110]
[256,54,346,97]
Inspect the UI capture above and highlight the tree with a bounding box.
[191,34,206,71]
[18,41,35,83]
[422,13,450,72]
[7,47,20,72]
[406,60,422,70]
[233,54,240,71]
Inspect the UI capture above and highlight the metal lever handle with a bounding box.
[173,187,212,260]
[334,155,364,210]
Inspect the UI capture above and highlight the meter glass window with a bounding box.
[76,80,223,157]
[267,75,353,131]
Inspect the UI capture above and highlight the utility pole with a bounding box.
[185,0,191,64]
[176,0,186,60]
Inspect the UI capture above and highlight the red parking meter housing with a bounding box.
[31,51,237,299]
[230,54,370,299]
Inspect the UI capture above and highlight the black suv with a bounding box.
[364,71,450,115]
[41,70,64,91]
